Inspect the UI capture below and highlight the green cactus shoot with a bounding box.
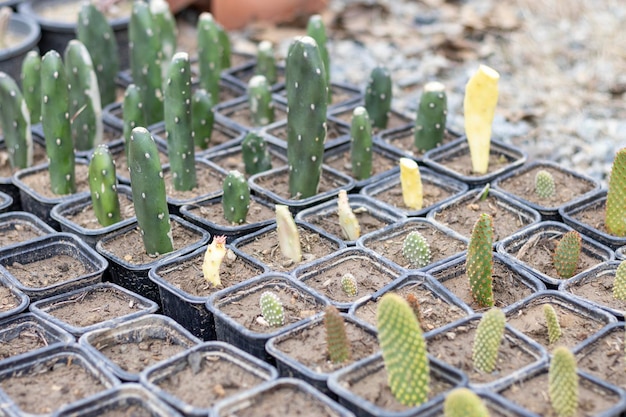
[402,231,431,268]
[364,66,392,129]
[472,308,506,373]
[612,260,626,301]
[20,50,41,124]
[535,169,556,199]
[222,170,250,224]
[553,230,582,279]
[306,14,331,102]
[197,12,222,103]
[260,291,284,327]
[123,84,143,160]
[88,144,121,227]
[242,132,272,176]
[466,213,494,308]
[247,75,274,126]
[543,304,562,344]
[605,148,626,236]
[443,388,490,417]
[414,81,447,152]
[340,273,357,297]
[0,71,32,171]
[255,40,277,85]
[325,305,352,364]
[549,346,579,417]
[350,106,373,181]
[192,88,214,151]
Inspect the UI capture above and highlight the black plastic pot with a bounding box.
[206,273,330,362]
[214,94,288,133]
[496,221,615,289]
[0,10,40,82]
[140,341,279,417]
[420,389,533,417]
[78,314,201,382]
[0,273,28,320]
[261,117,350,151]
[204,140,287,178]
[0,211,55,253]
[328,102,413,138]
[0,232,108,301]
[148,244,267,341]
[95,215,210,303]
[0,190,12,214]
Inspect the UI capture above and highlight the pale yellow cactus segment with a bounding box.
[337,190,360,240]
[275,204,302,263]
[399,158,423,210]
[464,65,500,174]
[202,235,226,287]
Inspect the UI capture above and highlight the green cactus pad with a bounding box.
[325,305,352,364]
[466,213,494,308]
[197,12,222,103]
[248,75,274,126]
[0,71,33,170]
[606,148,626,236]
[222,170,250,224]
[122,84,143,160]
[364,66,392,129]
[88,144,121,227]
[306,14,330,102]
[549,346,579,417]
[543,304,562,344]
[255,40,277,85]
[472,308,506,373]
[191,88,214,150]
[350,106,373,180]
[535,169,556,199]
[259,291,285,327]
[414,81,447,152]
[402,231,431,268]
[241,132,272,176]
[150,0,177,79]
[20,50,41,124]
[340,273,358,297]
[613,260,626,301]
[553,230,582,279]
[443,388,490,417]
[217,23,231,69]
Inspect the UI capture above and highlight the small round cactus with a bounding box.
[259,291,285,327]
[535,169,556,199]
[553,230,582,279]
[402,231,431,268]
[340,273,358,297]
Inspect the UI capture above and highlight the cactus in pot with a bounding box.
[466,213,494,308]
[20,50,41,124]
[544,304,562,344]
[88,144,121,227]
[202,235,227,288]
[549,346,579,417]
[337,190,360,240]
[605,148,626,236]
[414,81,447,152]
[325,305,352,364]
[197,12,222,104]
[276,204,301,263]
[402,231,431,268]
[444,388,490,417]
[122,84,143,160]
[0,72,33,171]
[150,0,177,80]
[192,88,214,151]
[553,230,581,279]
[535,169,555,199]
[399,158,423,210]
[286,36,328,199]
[260,291,285,327]
[306,14,331,102]
[222,170,250,224]
[472,308,506,373]
[350,106,373,181]
[248,75,274,126]
[612,260,626,301]
[255,40,277,85]
[242,132,272,176]
[364,65,392,129]
[340,273,357,297]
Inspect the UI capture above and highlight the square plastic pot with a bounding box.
[373,125,464,164]
[328,103,414,138]
[214,94,288,133]
[204,141,287,178]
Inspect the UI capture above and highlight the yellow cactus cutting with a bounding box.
[399,158,423,210]
[275,204,302,263]
[202,235,227,288]
[464,65,499,174]
[337,190,360,240]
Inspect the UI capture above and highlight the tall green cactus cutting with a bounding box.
[606,148,626,236]
[191,88,214,151]
[306,14,331,102]
[218,24,231,70]
[350,106,373,181]
[0,72,33,170]
[364,66,392,129]
[549,346,579,417]
[122,84,143,160]
[255,40,277,85]
[248,75,274,126]
[222,170,250,224]
[41,50,75,195]
[472,308,506,373]
[20,50,41,124]
[88,144,121,227]
[286,36,328,199]
[466,213,494,308]
[150,0,177,80]
[242,132,272,176]
[128,127,173,256]
[164,52,196,191]
[414,81,447,152]
[197,12,222,104]
[553,230,582,279]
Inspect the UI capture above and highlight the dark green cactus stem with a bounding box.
[123,84,143,161]
[286,36,328,199]
[549,346,579,417]
[0,72,32,171]
[402,230,431,268]
[325,305,352,364]
[443,388,490,417]
[164,52,196,191]
[255,40,277,85]
[535,169,555,198]
[76,2,119,106]
[260,291,284,327]
[89,144,121,227]
[150,0,177,80]
[129,0,164,125]
[605,148,626,236]
[218,24,231,69]
[191,88,214,150]
[20,50,41,123]
[543,304,562,344]
[128,127,173,256]
[64,39,103,151]
[242,132,272,176]
[414,81,447,152]
[364,66,392,129]
[612,260,626,300]
[197,12,222,104]
[248,75,274,126]
[472,308,505,373]
[222,170,250,224]
[41,50,76,196]
[466,213,494,308]
[553,230,581,279]
[377,293,430,407]
[350,106,373,180]
[340,273,357,297]
[306,14,331,102]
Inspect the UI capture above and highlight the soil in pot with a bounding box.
[331,108,411,135]
[265,119,348,147]
[252,168,349,202]
[0,328,49,361]
[0,215,52,246]
[300,206,393,243]
[60,192,135,230]
[218,102,288,129]
[4,250,89,289]
[0,285,23,315]
[183,198,275,229]
[563,265,626,314]
[164,161,225,202]
[0,314,74,362]
[365,176,457,212]
[575,325,626,391]
[0,140,47,178]
[323,146,397,181]
[431,146,519,178]
[569,198,612,236]
[17,162,90,199]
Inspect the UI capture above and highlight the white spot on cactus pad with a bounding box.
[158,212,165,220]
[144,153,150,159]
[429,103,435,108]
[141,192,146,199]
[311,156,317,162]
[53,71,59,79]
[56,138,61,145]
[310,104,315,110]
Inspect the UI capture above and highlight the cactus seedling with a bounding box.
[247,75,274,126]
[402,231,431,268]
[222,170,250,224]
[88,144,121,227]
[150,0,177,80]
[605,148,626,236]
[337,190,360,240]
[275,204,301,263]
[122,84,143,160]
[191,88,214,151]
[405,293,422,324]
[0,71,33,171]
[350,106,373,181]
[399,158,423,210]
[414,81,447,152]
[255,40,277,85]
[197,12,222,104]
[466,213,494,308]
[472,308,506,373]
[325,305,352,364]
[464,65,500,174]
[306,14,331,102]
[535,169,556,199]
[202,235,227,288]
[544,304,562,344]
[241,132,272,176]
[612,260,626,301]
[20,50,41,124]
[553,230,581,279]
[549,346,579,417]
[259,291,285,327]
[364,66,392,129]
[443,388,490,417]
[340,273,358,297]
[217,23,231,70]
[377,293,430,407]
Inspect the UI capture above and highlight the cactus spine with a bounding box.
[350,106,373,180]
[64,39,103,151]
[20,50,41,123]
[76,2,119,106]
[41,50,76,195]
[466,213,494,308]
[535,169,555,199]
[553,230,582,279]
[337,190,360,240]
[472,308,506,373]
[275,204,301,263]
[549,346,579,417]
[399,158,423,210]
[543,304,562,344]
[325,305,352,364]
[247,75,274,126]
[122,84,143,160]
[364,66,392,129]
[605,148,626,236]
[191,88,214,150]
[164,52,196,191]
[414,81,447,152]
[197,13,222,104]
[402,231,431,268]
[88,144,121,227]
[255,40,277,85]
[306,14,331,102]
[150,0,177,80]
[286,36,328,199]
[222,170,250,224]
[202,235,226,288]
[612,260,626,300]
[0,72,32,170]
[260,291,284,327]
[128,127,173,256]
[340,273,357,297]
[464,65,499,174]
[242,132,272,176]
[377,293,430,407]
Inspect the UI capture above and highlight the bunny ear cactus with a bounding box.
[472,308,506,373]
[247,75,274,126]
[242,132,272,176]
[306,14,331,102]
[20,50,41,123]
[202,235,227,288]
[466,213,494,308]
[0,72,33,171]
[553,230,581,279]
[612,260,626,301]
[549,346,579,417]
[443,388,490,417]
[286,36,328,199]
[191,88,214,151]
[197,12,222,104]
[464,65,499,174]
[350,106,373,181]
[122,83,143,160]
[325,305,352,364]
[88,144,121,227]
[543,304,562,344]
[340,273,357,297]
[41,50,76,196]
[275,204,301,263]
[255,40,277,85]
[128,127,173,256]
[222,170,250,224]
[414,81,447,152]
[260,291,285,327]
[377,293,430,407]
[535,169,555,199]
[399,158,423,210]
[364,66,392,129]
[150,0,177,80]
[605,148,626,236]
[337,190,360,240]
[402,231,431,268]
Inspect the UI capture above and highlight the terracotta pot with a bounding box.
[211,0,329,30]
